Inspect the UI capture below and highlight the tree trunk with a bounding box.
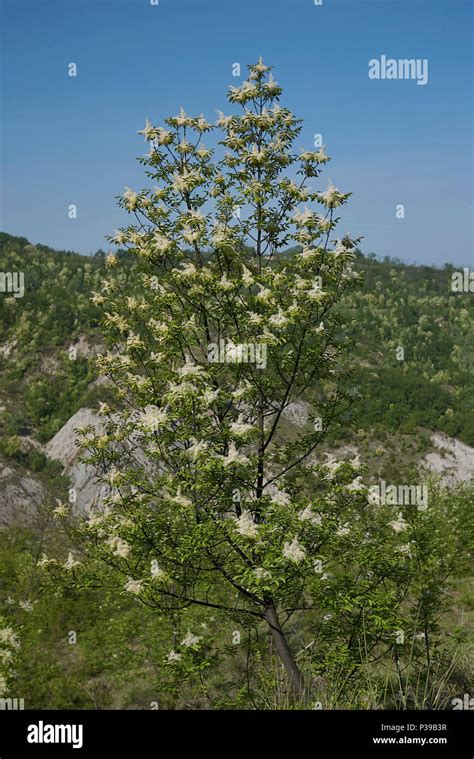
[264,604,305,697]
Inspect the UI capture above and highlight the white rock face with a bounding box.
[45,406,153,514]
[0,458,46,527]
[69,335,103,359]
[423,432,474,486]
[281,400,311,428]
[45,407,109,513]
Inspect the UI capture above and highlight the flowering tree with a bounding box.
[50,60,426,699]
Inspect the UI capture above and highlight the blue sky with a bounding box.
[1,0,472,265]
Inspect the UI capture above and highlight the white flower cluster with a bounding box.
[53,500,68,518]
[298,506,322,526]
[0,625,20,666]
[222,443,249,467]
[140,405,168,432]
[234,510,258,539]
[345,476,365,492]
[389,514,409,533]
[229,416,255,438]
[107,537,131,558]
[270,490,291,507]
[124,577,143,595]
[181,631,201,647]
[283,537,306,563]
[37,553,56,568]
[0,628,20,649]
[151,562,166,581]
[64,552,80,570]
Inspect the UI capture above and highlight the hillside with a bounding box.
[0,231,472,515]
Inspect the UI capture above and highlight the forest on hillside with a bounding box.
[1,232,472,451]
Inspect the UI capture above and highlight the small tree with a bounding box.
[55,61,424,698]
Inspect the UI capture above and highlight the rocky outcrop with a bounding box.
[45,407,109,513]
[281,400,311,428]
[45,406,153,513]
[423,432,474,487]
[0,457,46,527]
